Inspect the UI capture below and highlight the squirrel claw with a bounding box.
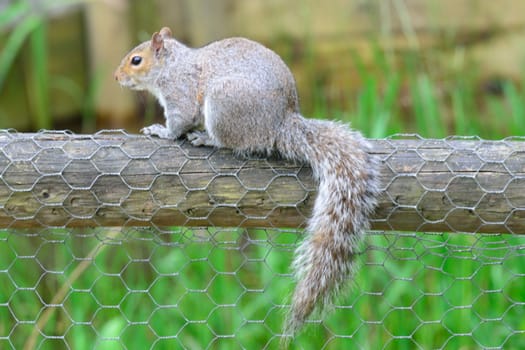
[141,124,175,139]
[187,131,216,147]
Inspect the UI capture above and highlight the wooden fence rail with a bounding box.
[0,131,523,233]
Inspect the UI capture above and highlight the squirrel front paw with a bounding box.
[141,124,176,139]
[187,131,216,147]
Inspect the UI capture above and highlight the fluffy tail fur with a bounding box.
[276,113,379,339]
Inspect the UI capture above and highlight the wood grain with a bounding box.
[0,132,523,234]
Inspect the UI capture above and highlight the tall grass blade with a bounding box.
[0,1,29,30]
[503,82,525,134]
[27,19,51,129]
[452,88,468,135]
[412,75,445,137]
[0,15,40,91]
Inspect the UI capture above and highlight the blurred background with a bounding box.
[2,0,525,138]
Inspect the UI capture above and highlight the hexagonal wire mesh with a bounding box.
[0,130,524,349]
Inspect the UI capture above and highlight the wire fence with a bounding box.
[0,130,524,349]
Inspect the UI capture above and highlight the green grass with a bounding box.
[1,229,524,349]
[0,0,93,132]
[306,45,525,140]
[0,1,51,130]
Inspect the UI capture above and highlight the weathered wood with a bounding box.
[0,131,523,234]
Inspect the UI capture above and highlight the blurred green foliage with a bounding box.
[2,2,525,137]
[3,229,524,349]
[0,1,50,129]
[0,0,97,132]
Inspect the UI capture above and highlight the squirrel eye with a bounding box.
[130,56,142,66]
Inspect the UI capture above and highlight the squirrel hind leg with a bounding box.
[203,79,285,154]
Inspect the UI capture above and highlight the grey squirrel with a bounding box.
[115,27,380,340]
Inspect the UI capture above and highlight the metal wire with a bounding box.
[0,130,524,349]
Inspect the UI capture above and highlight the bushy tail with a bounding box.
[276,113,379,339]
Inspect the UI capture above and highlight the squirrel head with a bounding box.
[114,27,174,90]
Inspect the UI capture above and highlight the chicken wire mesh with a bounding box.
[0,130,524,349]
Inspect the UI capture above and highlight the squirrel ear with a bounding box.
[151,31,164,55]
[159,27,172,39]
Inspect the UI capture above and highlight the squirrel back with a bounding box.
[115,27,380,343]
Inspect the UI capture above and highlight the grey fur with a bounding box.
[115,29,380,343]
